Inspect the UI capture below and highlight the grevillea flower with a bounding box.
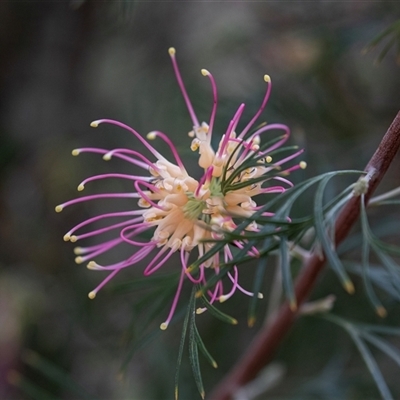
[56,48,305,330]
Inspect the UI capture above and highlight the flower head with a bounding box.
[57,48,305,329]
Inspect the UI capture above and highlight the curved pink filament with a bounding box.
[260,137,291,158]
[80,173,152,188]
[271,176,294,187]
[75,147,153,170]
[134,180,165,210]
[228,267,256,297]
[59,192,141,209]
[76,231,143,262]
[162,268,186,327]
[103,148,160,171]
[207,280,223,305]
[181,248,204,284]
[259,186,286,194]
[93,119,168,161]
[76,217,144,241]
[274,149,304,166]
[76,224,151,260]
[90,269,121,297]
[218,103,245,158]
[239,77,272,139]
[195,165,214,197]
[120,224,158,246]
[90,245,155,271]
[73,237,123,256]
[67,210,145,237]
[233,138,260,165]
[204,71,218,142]
[144,246,175,276]
[233,240,259,258]
[169,51,199,127]
[149,131,187,172]
[221,265,239,301]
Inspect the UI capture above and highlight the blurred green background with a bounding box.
[0,2,399,399]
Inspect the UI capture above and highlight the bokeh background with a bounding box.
[1,1,400,399]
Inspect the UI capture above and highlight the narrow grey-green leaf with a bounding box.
[200,295,238,325]
[314,175,354,294]
[360,194,387,317]
[347,329,394,400]
[357,324,400,336]
[374,249,400,294]
[372,237,400,257]
[345,262,400,302]
[361,331,400,369]
[248,250,269,327]
[174,288,195,400]
[189,309,205,399]
[279,236,296,311]
[193,323,218,368]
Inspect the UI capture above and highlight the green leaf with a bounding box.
[189,299,205,399]
[376,35,398,63]
[193,323,218,368]
[364,20,400,63]
[347,329,394,400]
[372,237,400,257]
[364,20,400,47]
[279,236,297,311]
[346,262,400,302]
[373,250,400,294]
[360,194,387,317]
[221,134,286,190]
[322,315,395,400]
[200,295,238,325]
[361,331,400,369]
[314,175,354,294]
[248,245,270,327]
[356,324,400,336]
[375,200,400,205]
[274,170,361,219]
[174,288,195,400]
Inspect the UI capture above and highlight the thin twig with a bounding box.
[209,111,400,400]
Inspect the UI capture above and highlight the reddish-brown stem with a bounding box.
[210,111,400,400]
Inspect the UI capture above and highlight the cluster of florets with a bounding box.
[56,48,305,329]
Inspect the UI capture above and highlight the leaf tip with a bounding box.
[344,280,355,295]
[175,386,179,400]
[376,306,387,318]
